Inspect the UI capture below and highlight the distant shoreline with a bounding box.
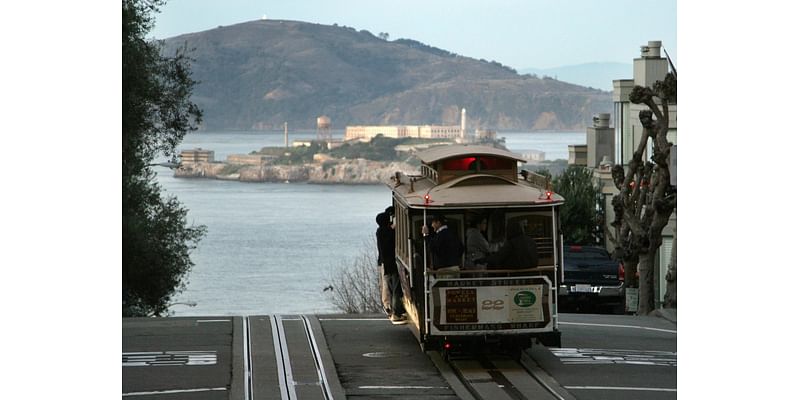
[189,129,584,134]
[174,159,417,185]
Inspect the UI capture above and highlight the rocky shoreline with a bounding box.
[174,159,417,184]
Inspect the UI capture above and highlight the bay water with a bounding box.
[156,131,585,316]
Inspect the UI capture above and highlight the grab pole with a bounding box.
[423,207,429,337]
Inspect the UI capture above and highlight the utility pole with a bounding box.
[284,122,288,148]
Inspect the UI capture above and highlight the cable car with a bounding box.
[387,144,564,356]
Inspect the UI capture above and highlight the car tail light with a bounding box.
[569,245,582,252]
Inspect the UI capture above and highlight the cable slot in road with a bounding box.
[271,315,294,399]
[301,315,335,400]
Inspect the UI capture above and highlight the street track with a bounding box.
[434,350,573,400]
[238,316,337,400]
[243,317,254,400]
[268,315,335,400]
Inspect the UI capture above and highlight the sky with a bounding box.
[151,0,677,70]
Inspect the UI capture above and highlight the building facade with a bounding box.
[613,41,678,166]
[344,124,464,141]
[587,40,677,310]
[179,148,215,163]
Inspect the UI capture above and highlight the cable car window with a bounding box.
[441,156,514,171]
[505,211,555,264]
[442,157,481,171]
[506,213,552,238]
[481,157,514,170]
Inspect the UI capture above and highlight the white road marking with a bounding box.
[122,351,217,366]
[552,348,676,367]
[197,319,229,323]
[565,386,676,392]
[559,321,676,334]
[122,387,227,396]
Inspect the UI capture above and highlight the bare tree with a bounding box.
[325,237,383,314]
[611,72,677,315]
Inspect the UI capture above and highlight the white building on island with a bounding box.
[344,108,470,142]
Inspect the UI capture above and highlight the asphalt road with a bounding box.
[529,313,677,400]
[123,317,234,399]
[122,312,677,399]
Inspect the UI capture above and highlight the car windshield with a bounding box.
[565,248,610,260]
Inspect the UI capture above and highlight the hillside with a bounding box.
[163,19,612,132]
[519,62,633,91]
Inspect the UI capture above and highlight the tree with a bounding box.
[123,0,206,317]
[325,237,383,314]
[553,166,601,245]
[610,72,677,315]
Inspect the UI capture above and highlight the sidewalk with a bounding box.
[650,307,677,324]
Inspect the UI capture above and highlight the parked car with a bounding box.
[559,245,624,313]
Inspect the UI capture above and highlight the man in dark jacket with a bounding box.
[422,214,464,278]
[376,210,406,324]
[375,212,391,316]
[487,221,538,275]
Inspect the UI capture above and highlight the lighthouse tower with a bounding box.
[460,108,466,140]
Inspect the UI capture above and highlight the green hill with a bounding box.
[163,19,612,131]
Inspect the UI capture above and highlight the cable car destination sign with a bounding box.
[430,276,553,333]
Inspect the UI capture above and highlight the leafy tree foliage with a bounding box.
[257,142,325,165]
[553,166,600,245]
[123,0,205,317]
[329,135,410,161]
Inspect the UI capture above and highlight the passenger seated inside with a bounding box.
[487,221,538,276]
[464,215,496,272]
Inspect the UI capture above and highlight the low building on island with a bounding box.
[179,148,215,163]
[226,154,277,166]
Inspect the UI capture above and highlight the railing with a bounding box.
[420,164,438,183]
[522,170,552,190]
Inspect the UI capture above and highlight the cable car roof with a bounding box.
[390,173,565,208]
[416,144,528,164]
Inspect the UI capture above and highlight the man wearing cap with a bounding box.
[377,206,407,324]
[421,214,464,278]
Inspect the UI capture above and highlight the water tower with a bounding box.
[316,115,331,141]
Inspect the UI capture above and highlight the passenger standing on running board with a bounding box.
[377,209,407,324]
[375,209,391,316]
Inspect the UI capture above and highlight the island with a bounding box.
[174,136,565,184]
